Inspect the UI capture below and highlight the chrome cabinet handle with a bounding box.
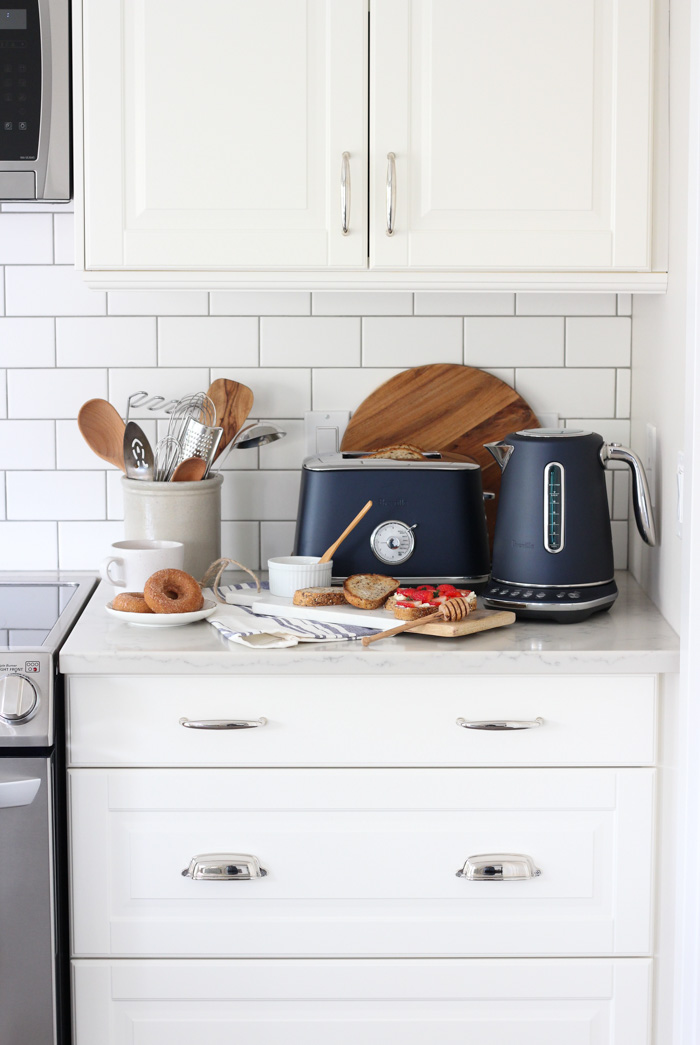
[179,717,267,730]
[340,151,351,235]
[456,717,544,730]
[386,152,396,236]
[456,853,542,881]
[182,853,267,881]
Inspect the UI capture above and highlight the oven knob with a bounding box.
[0,674,38,723]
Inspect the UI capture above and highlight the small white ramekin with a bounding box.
[267,556,333,598]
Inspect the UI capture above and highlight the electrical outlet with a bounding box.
[304,410,350,457]
[645,423,657,507]
[677,451,684,538]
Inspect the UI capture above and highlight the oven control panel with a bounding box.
[0,652,51,745]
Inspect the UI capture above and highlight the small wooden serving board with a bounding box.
[238,592,515,639]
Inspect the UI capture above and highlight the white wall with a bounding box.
[0,214,634,574]
[629,0,689,635]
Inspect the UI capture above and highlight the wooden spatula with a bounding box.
[318,500,373,563]
[171,456,207,481]
[361,596,473,647]
[77,399,126,471]
[207,379,254,461]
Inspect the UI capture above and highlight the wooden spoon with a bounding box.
[171,456,207,482]
[361,596,473,647]
[77,399,126,471]
[318,500,373,564]
[207,379,254,460]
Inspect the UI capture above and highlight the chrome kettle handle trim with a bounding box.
[456,717,544,730]
[484,441,514,472]
[456,853,542,881]
[179,717,267,730]
[600,443,657,546]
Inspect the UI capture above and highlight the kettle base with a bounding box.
[482,578,618,623]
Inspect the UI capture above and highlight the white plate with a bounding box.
[105,598,217,627]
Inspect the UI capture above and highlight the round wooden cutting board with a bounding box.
[340,364,540,546]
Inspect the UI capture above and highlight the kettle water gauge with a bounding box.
[370,520,416,565]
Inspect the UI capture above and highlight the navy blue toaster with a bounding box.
[293,452,491,587]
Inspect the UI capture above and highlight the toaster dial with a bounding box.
[370,520,416,565]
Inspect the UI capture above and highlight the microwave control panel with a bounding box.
[0,3,40,162]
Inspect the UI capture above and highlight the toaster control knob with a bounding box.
[370,520,416,565]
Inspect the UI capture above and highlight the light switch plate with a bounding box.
[304,410,350,457]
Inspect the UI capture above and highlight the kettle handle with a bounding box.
[600,443,657,547]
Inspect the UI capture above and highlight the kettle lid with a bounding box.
[515,427,592,438]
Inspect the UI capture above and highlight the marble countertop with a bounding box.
[58,571,679,675]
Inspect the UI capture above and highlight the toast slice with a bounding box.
[343,574,399,610]
[385,594,434,620]
[293,586,347,607]
[366,444,425,461]
[388,585,478,620]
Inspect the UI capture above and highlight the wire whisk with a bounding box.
[153,436,181,482]
[166,393,217,445]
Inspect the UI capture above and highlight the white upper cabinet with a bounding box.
[80,0,368,271]
[76,0,663,288]
[371,0,655,273]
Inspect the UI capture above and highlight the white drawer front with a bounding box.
[72,957,652,1045]
[69,767,654,957]
[67,674,656,767]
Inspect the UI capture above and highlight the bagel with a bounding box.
[143,569,204,614]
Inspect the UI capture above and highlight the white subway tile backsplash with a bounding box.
[211,291,310,316]
[221,521,261,570]
[616,369,631,417]
[565,318,631,367]
[57,521,123,570]
[8,368,108,418]
[0,371,5,419]
[611,521,628,570]
[482,367,516,387]
[211,367,311,418]
[259,419,305,470]
[415,292,514,316]
[53,213,75,264]
[57,317,157,367]
[464,317,564,367]
[362,317,462,367]
[516,293,617,316]
[312,367,403,412]
[261,317,360,368]
[0,472,4,519]
[0,420,55,469]
[108,291,208,316]
[109,368,210,418]
[158,317,258,368]
[261,521,297,563]
[221,470,300,521]
[312,291,413,316]
[0,521,57,568]
[106,470,123,520]
[0,318,54,366]
[7,471,105,520]
[613,471,630,520]
[6,266,106,316]
[515,368,616,418]
[0,215,53,263]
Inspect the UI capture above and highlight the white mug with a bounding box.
[100,539,185,592]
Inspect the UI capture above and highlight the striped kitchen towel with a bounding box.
[204,582,381,647]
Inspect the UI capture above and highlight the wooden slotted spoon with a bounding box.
[207,379,254,461]
[361,596,473,647]
[77,399,126,471]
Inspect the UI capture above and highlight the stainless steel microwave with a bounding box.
[0,0,69,200]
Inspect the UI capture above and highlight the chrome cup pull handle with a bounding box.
[341,151,351,235]
[182,853,267,881]
[456,853,542,881]
[179,717,267,730]
[456,717,544,731]
[386,151,396,236]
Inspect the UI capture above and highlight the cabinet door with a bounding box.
[371,0,653,271]
[73,958,652,1045]
[82,0,367,270]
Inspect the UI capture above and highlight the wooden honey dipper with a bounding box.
[361,597,473,647]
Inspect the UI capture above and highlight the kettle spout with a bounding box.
[484,441,515,472]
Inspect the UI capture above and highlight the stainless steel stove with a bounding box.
[0,575,96,1045]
